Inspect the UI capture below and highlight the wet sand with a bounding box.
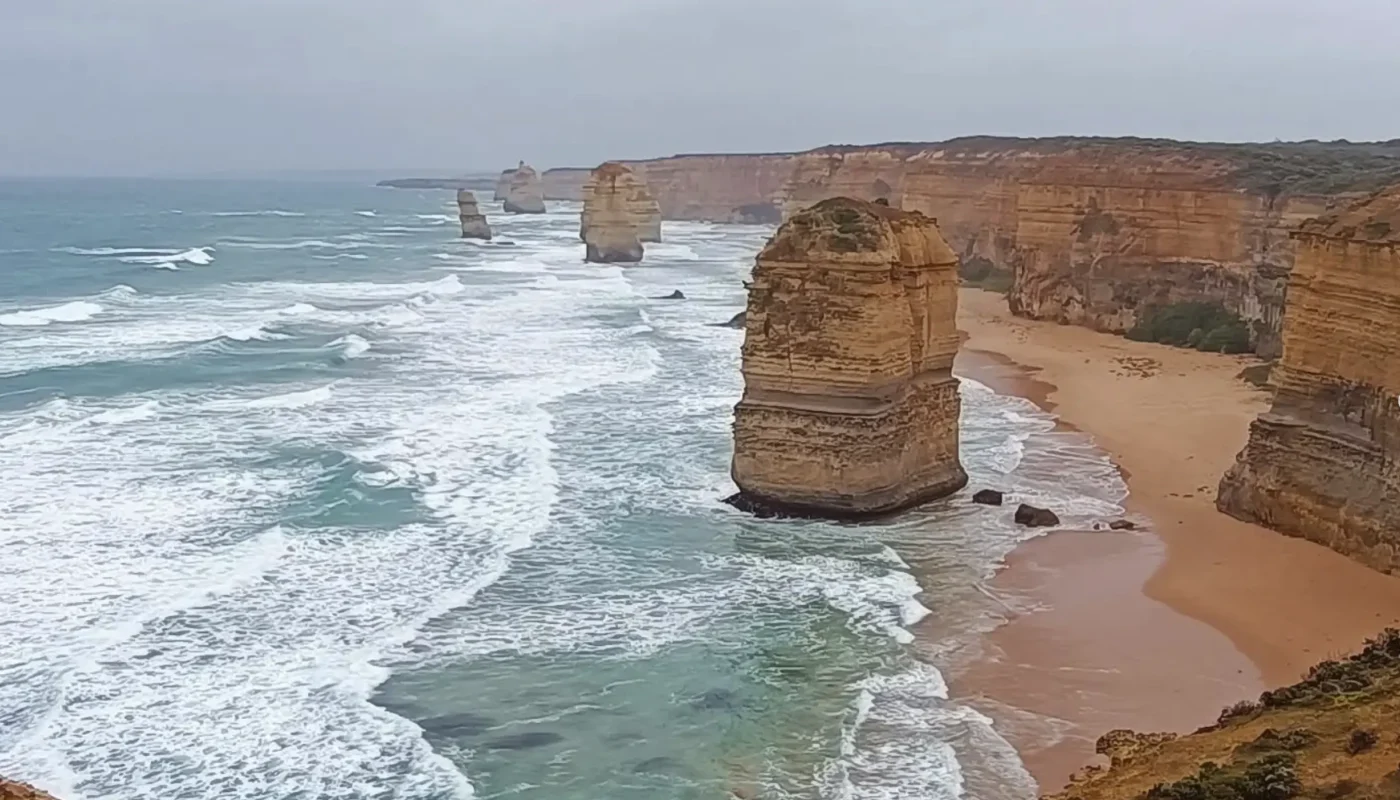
[947,289,1400,793]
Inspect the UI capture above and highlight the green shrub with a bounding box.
[960,256,994,283]
[1144,754,1301,800]
[1127,303,1255,354]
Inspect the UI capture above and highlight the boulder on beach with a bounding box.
[1014,503,1060,527]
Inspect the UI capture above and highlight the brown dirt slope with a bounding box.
[1049,630,1400,800]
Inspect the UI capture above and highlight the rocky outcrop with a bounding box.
[617,138,1400,356]
[729,197,967,518]
[581,162,662,246]
[1217,187,1400,574]
[502,162,546,214]
[580,162,645,263]
[456,189,492,240]
[1,778,60,800]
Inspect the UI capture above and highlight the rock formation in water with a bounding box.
[456,189,492,240]
[492,168,514,202]
[502,162,547,214]
[1049,628,1400,800]
[728,197,967,518]
[1217,187,1400,574]
[610,138,1400,356]
[581,162,661,243]
[580,163,646,263]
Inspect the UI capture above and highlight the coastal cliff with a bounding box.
[492,168,513,202]
[1048,629,1400,800]
[456,189,492,240]
[541,167,592,201]
[502,162,547,214]
[729,197,966,517]
[580,162,645,263]
[1217,187,1400,574]
[622,138,1400,356]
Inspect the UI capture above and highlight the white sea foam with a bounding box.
[55,246,180,257]
[211,210,305,217]
[355,210,377,217]
[279,303,318,315]
[118,247,214,266]
[312,253,370,260]
[333,334,372,359]
[244,385,334,409]
[0,300,103,327]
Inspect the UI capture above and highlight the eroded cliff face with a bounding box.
[730,197,967,518]
[1,778,60,800]
[580,162,645,263]
[492,169,513,202]
[456,189,492,240]
[622,138,1400,356]
[1217,187,1400,574]
[502,162,547,214]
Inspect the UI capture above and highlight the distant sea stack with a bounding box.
[492,168,514,202]
[502,162,546,214]
[456,189,492,240]
[581,162,662,244]
[1217,186,1400,574]
[728,197,967,518]
[580,162,646,263]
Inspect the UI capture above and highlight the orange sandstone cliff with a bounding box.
[728,197,967,518]
[1217,187,1400,574]
[622,138,1400,356]
[502,161,547,214]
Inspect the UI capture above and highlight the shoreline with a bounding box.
[944,289,1400,793]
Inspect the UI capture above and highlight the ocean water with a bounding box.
[0,178,1127,800]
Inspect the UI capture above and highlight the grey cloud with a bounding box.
[1,0,1397,176]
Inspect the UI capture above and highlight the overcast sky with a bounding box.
[2,0,1398,176]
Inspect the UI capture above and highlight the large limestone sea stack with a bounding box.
[728,197,967,518]
[580,162,662,243]
[456,189,492,240]
[580,162,648,263]
[503,161,546,214]
[1217,187,1400,573]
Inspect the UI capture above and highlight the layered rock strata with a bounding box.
[729,197,967,518]
[618,138,1400,356]
[581,161,661,244]
[580,162,645,263]
[456,189,492,240]
[2,778,60,800]
[502,161,546,214]
[1218,187,1400,574]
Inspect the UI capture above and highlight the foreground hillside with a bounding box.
[1050,629,1400,800]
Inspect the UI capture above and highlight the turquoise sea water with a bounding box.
[0,179,1127,800]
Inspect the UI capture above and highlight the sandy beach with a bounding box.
[947,288,1400,793]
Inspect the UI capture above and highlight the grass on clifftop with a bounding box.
[1050,629,1400,800]
[1126,302,1253,355]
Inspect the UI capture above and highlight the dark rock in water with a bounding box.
[1109,519,1137,530]
[417,712,496,737]
[1014,503,1060,527]
[724,492,779,518]
[972,489,1004,506]
[711,311,746,329]
[484,731,563,750]
[655,290,685,300]
[633,756,679,775]
[691,688,740,710]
